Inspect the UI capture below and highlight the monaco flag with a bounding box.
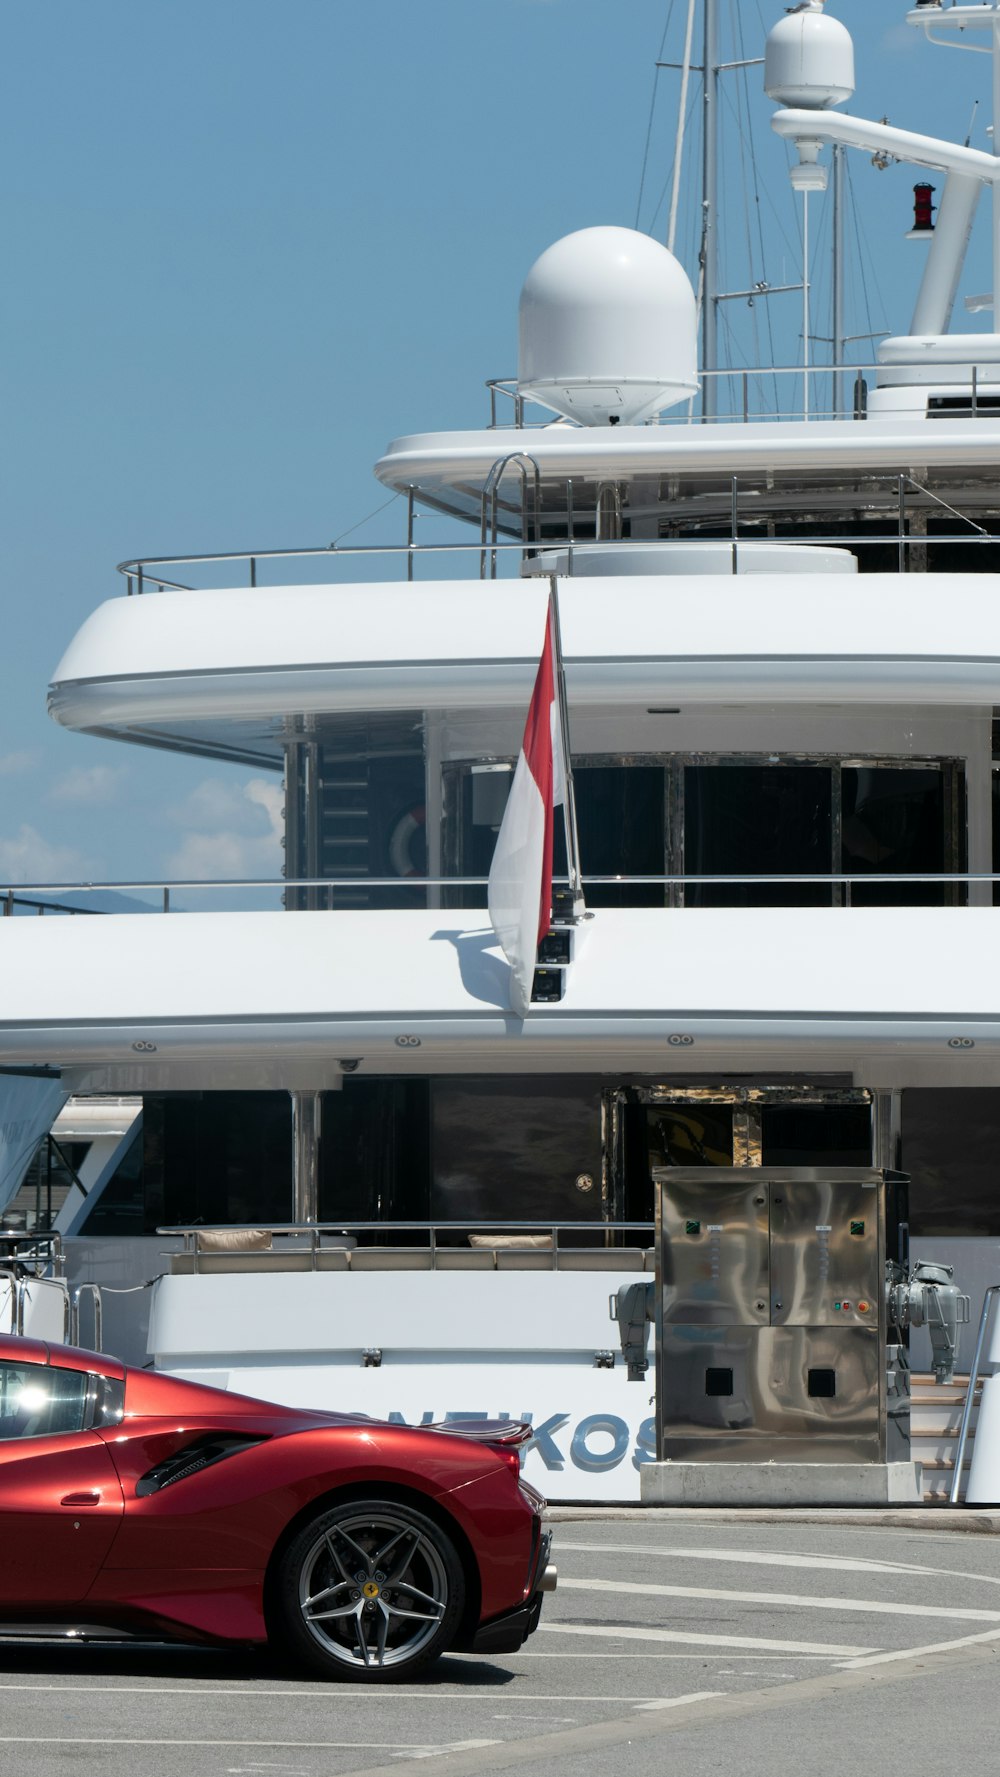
[488,593,565,1017]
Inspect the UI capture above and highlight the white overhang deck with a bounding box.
[47,572,1000,761]
[2,906,1000,1090]
[375,417,1000,521]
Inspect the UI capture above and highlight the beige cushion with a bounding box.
[468,1233,552,1251]
[195,1228,272,1253]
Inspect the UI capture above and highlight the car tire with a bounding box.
[271,1497,466,1682]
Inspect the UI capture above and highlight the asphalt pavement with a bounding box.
[2,1512,1000,1776]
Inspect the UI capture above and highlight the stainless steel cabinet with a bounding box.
[653,1168,904,1464]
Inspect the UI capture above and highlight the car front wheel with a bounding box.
[272,1498,466,1681]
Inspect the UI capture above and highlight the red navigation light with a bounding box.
[912,183,936,233]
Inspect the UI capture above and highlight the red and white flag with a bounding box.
[488,593,565,1017]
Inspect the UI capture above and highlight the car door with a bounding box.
[0,1359,124,1607]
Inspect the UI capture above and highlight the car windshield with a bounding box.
[0,1362,90,1438]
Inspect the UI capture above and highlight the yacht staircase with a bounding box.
[912,1373,980,1503]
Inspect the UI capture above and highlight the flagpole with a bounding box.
[548,573,586,920]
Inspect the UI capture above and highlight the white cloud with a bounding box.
[163,775,284,881]
[0,752,36,777]
[244,778,284,842]
[47,764,128,806]
[0,825,89,884]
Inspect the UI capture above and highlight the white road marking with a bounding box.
[839,1624,1000,1670]
[396,1744,502,1761]
[511,1652,844,1661]
[558,1574,1000,1623]
[633,1691,724,1713]
[537,1622,875,1657]
[0,1741,437,1751]
[556,1542,946,1579]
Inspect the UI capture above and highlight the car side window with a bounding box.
[0,1362,91,1440]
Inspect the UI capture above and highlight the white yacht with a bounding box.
[3,1,1000,1503]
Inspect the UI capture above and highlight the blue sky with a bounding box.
[1,0,995,898]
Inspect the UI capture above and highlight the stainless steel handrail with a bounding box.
[116,524,1000,592]
[485,360,1000,428]
[160,1219,655,1273]
[4,870,1000,911]
[71,1283,103,1353]
[0,1270,70,1340]
[949,1283,1000,1506]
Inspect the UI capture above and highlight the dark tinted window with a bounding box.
[842,768,953,906]
[761,1104,872,1167]
[143,1093,292,1229]
[902,1088,1000,1236]
[684,766,833,907]
[555,768,665,907]
[320,1080,431,1228]
[0,1363,89,1439]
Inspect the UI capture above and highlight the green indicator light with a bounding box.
[850,1221,865,1237]
[834,1302,842,1312]
[685,1220,701,1237]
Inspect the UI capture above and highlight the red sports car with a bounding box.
[0,1332,555,1680]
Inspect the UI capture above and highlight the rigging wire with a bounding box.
[846,154,888,359]
[634,2,676,230]
[330,491,401,548]
[645,81,702,243]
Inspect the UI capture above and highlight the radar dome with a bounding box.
[764,2,855,110]
[517,226,698,427]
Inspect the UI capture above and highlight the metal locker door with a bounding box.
[657,1168,769,1326]
[768,1169,882,1329]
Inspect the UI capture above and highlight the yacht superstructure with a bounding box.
[4,2,1000,1501]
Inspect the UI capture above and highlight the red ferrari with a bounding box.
[0,1332,555,1680]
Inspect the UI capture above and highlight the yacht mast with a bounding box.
[667,0,697,255]
[832,141,845,415]
[701,0,719,419]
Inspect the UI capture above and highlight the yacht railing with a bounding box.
[161,1220,656,1273]
[486,359,1000,428]
[115,469,998,591]
[2,873,996,914]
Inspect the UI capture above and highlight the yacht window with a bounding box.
[447,756,964,910]
[143,1093,292,1231]
[683,766,832,908]
[760,1103,872,1167]
[320,1080,431,1229]
[902,1089,1000,1237]
[841,767,954,906]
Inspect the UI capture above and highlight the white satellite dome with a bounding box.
[517,226,698,427]
[764,2,855,111]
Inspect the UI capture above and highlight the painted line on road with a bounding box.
[559,1574,1000,1622]
[0,1740,443,1751]
[537,1621,875,1657]
[556,1541,945,1579]
[510,1651,839,1660]
[0,1682,724,1700]
[633,1691,724,1713]
[330,1636,1000,1777]
[839,1623,1000,1669]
